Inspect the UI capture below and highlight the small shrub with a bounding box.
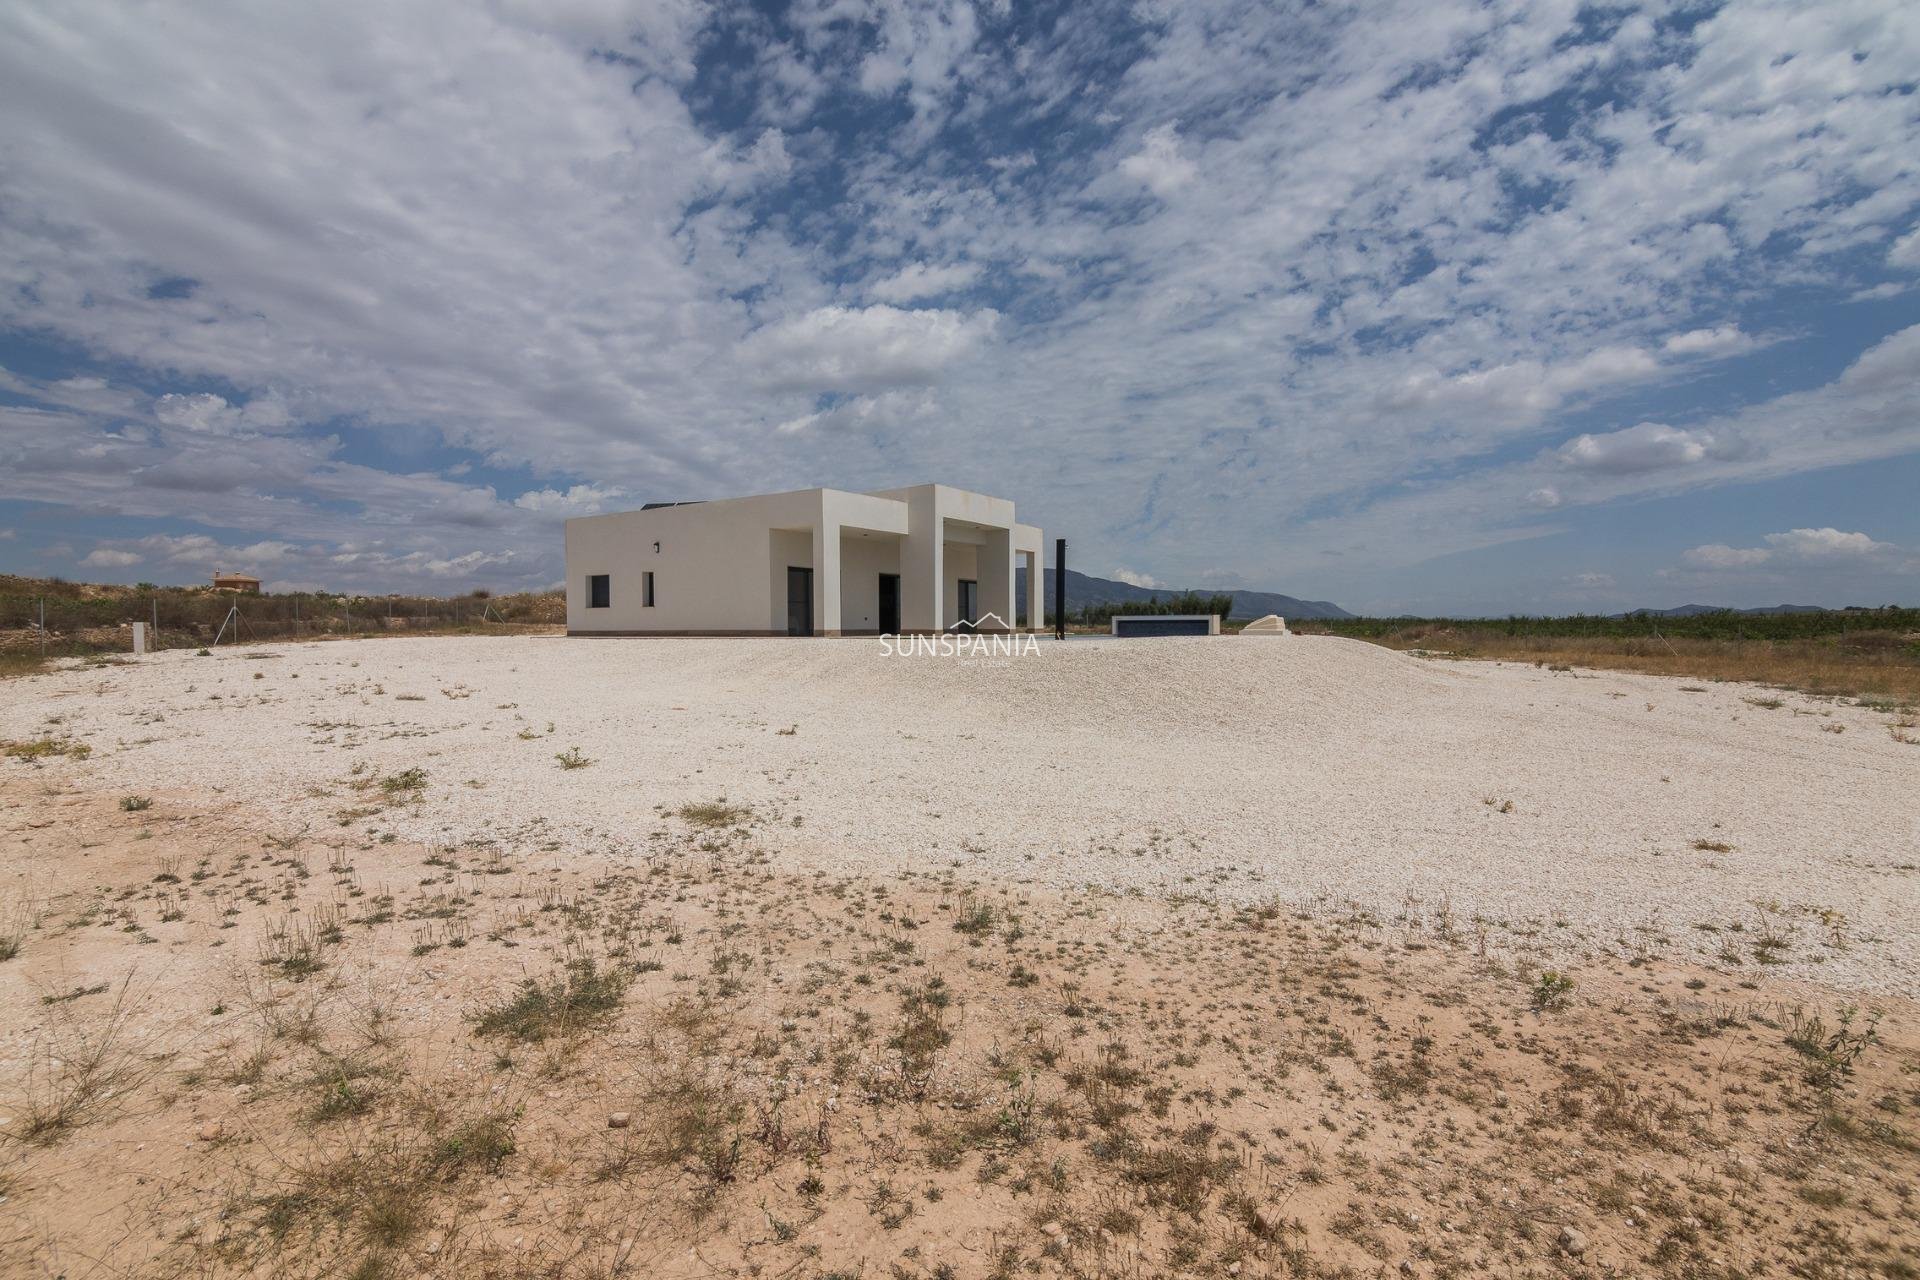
[378,768,427,796]
[1530,971,1576,1012]
[1786,1005,1881,1103]
[306,1060,380,1122]
[0,908,30,963]
[119,795,153,812]
[889,979,954,1097]
[952,895,997,938]
[431,1114,517,1175]
[472,958,627,1042]
[3,737,91,762]
[555,747,593,770]
[675,799,750,828]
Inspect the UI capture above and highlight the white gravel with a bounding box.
[7,635,1917,994]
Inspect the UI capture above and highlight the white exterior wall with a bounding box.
[942,542,978,624]
[838,533,903,634]
[566,490,823,634]
[566,483,1037,636]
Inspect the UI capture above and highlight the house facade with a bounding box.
[565,484,1044,636]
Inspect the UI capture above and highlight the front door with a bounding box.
[786,567,813,636]
[956,578,978,631]
[877,573,900,634]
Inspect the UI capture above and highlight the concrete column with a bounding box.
[811,521,842,636]
[901,498,943,633]
[979,527,1014,632]
[1023,551,1041,632]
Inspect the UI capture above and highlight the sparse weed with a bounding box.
[471,958,627,1042]
[3,736,91,761]
[675,799,750,828]
[1530,970,1576,1012]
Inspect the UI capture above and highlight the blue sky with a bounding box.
[2,0,1917,614]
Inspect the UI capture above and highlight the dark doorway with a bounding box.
[956,578,978,631]
[877,573,901,634]
[786,567,814,636]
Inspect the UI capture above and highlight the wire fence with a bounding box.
[2,592,561,661]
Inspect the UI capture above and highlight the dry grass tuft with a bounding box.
[673,799,752,829]
[470,957,627,1042]
[4,977,158,1144]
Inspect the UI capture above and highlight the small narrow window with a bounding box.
[643,571,656,607]
[588,574,610,609]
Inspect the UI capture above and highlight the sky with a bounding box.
[2,0,1918,616]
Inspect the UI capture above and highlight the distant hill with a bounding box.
[1015,567,1352,620]
[1620,603,1837,618]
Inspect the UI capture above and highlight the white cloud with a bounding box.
[851,0,979,128]
[81,548,142,568]
[773,389,938,437]
[742,305,999,394]
[1110,567,1162,588]
[1663,326,1751,357]
[1119,124,1198,197]
[1682,528,1899,571]
[1524,487,1561,509]
[1571,572,1615,589]
[1682,543,1773,570]
[1559,422,1711,475]
[1850,282,1911,302]
[135,534,223,563]
[1890,228,1920,270]
[423,550,513,577]
[153,392,246,436]
[152,391,291,437]
[513,483,627,515]
[1763,527,1895,560]
[1383,347,1661,420]
[869,262,982,303]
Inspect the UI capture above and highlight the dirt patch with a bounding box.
[2,776,1916,1279]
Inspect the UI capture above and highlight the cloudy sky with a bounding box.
[2,0,1917,614]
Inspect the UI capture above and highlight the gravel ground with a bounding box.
[6,634,1917,993]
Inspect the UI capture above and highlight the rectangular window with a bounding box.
[643,571,655,608]
[587,574,610,609]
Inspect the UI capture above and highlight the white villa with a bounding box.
[564,484,1044,636]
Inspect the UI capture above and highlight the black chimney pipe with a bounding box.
[1054,537,1067,640]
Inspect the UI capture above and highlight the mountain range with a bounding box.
[1015,568,1354,620]
[1618,603,1834,617]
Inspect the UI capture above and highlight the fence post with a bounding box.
[38,597,46,658]
[152,597,159,651]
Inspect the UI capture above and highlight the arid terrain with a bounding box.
[2,636,1917,1279]
[4,636,1917,992]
